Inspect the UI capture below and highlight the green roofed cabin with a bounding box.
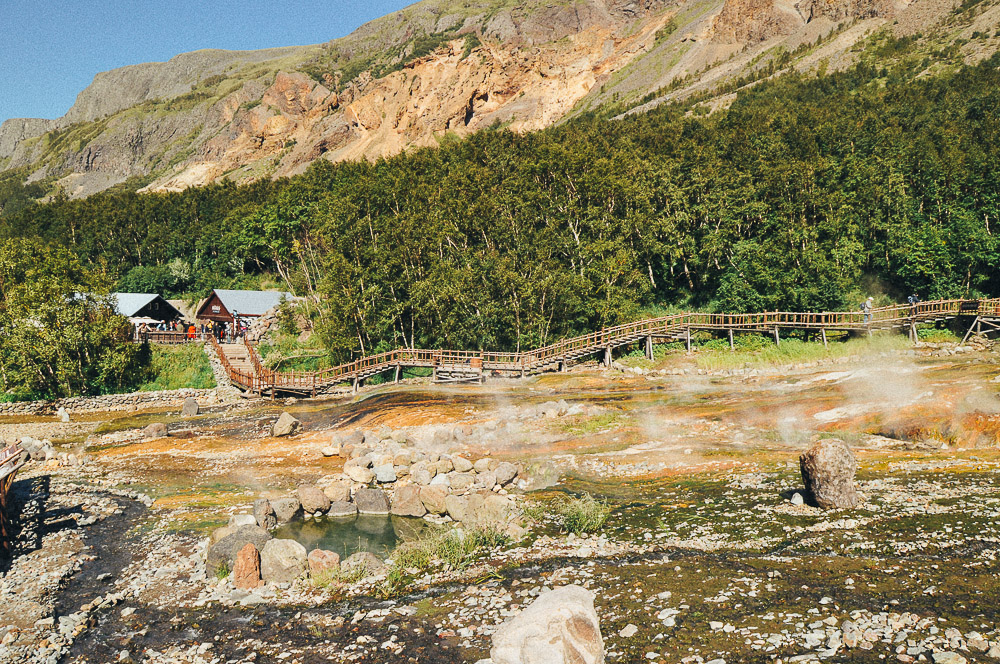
[195,289,295,324]
[112,293,184,323]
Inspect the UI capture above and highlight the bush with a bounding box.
[555,493,611,535]
[136,343,215,391]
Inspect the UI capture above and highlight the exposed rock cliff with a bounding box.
[0,0,990,196]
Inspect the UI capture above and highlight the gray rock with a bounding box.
[374,463,397,483]
[390,485,427,517]
[800,438,859,509]
[494,462,518,485]
[453,456,473,472]
[57,406,71,423]
[253,498,277,530]
[181,397,200,417]
[490,585,604,664]
[478,472,497,490]
[474,458,493,473]
[450,472,475,490]
[429,473,451,488]
[271,497,303,524]
[355,488,390,515]
[327,501,358,518]
[228,514,257,528]
[341,551,385,576]
[411,469,433,485]
[207,525,271,573]
[260,539,308,584]
[143,423,168,440]
[790,492,804,506]
[297,485,331,514]
[271,412,301,437]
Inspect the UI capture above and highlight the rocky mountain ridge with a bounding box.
[1,0,997,197]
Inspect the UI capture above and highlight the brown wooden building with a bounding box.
[195,289,295,324]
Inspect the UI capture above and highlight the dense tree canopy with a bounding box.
[3,53,999,364]
[0,238,148,398]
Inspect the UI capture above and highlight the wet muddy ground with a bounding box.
[2,341,1000,663]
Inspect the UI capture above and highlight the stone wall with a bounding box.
[0,388,217,417]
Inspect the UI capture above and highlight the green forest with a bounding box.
[2,51,999,370]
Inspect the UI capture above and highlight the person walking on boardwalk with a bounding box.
[861,296,874,325]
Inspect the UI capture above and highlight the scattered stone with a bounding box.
[321,445,338,457]
[791,492,804,506]
[619,624,638,638]
[143,423,168,440]
[453,456,473,472]
[271,497,303,524]
[297,485,331,514]
[260,539,308,584]
[932,654,967,664]
[390,485,427,517]
[354,487,390,515]
[57,406,71,423]
[800,438,860,509]
[271,412,301,437]
[450,472,475,490]
[307,549,341,577]
[232,543,263,589]
[491,585,604,664]
[181,397,200,417]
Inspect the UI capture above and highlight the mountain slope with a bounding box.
[1,0,998,198]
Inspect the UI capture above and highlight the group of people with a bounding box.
[134,318,248,342]
[860,294,921,324]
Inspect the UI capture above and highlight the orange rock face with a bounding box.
[233,542,263,589]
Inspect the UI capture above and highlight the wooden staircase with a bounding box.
[219,344,253,374]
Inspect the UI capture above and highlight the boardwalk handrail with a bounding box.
[211,297,1000,394]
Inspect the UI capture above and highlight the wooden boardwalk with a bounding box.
[208,297,1000,397]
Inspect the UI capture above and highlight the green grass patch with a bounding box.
[695,333,912,371]
[136,343,216,391]
[917,327,960,343]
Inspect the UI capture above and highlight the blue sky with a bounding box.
[0,0,416,125]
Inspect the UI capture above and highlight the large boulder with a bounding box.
[271,412,301,437]
[143,423,168,440]
[271,497,303,524]
[232,542,263,589]
[253,498,277,530]
[494,462,518,485]
[491,585,604,664]
[799,438,860,509]
[297,485,331,514]
[390,485,427,517]
[323,480,351,503]
[420,486,448,515]
[374,463,397,483]
[327,501,358,518]
[260,539,308,584]
[228,514,257,528]
[450,472,475,491]
[355,488,390,515]
[207,525,271,573]
[341,551,385,576]
[181,397,200,417]
[344,458,375,484]
[445,494,469,522]
[453,456,473,472]
[308,549,340,577]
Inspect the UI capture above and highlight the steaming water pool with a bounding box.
[272,513,435,559]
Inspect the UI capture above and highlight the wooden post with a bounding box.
[773,326,780,346]
[821,328,828,348]
[909,322,917,343]
[352,376,359,393]
[560,360,567,373]
[728,328,734,351]
[394,365,401,383]
[645,335,653,361]
[604,346,613,367]
[685,327,692,353]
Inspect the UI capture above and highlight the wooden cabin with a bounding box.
[195,289,295,324]
[112,293,183,323]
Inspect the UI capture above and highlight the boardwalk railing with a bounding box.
[206,297,1000,396]
[0,443,25,555]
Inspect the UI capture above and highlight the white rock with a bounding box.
[491,585,604,664]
